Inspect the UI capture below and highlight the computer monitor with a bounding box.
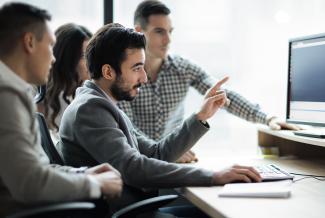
[286,33,325,137]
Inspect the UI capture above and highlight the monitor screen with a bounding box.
[287,33,325,126]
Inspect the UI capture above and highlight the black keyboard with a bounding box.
[255,164,294,181]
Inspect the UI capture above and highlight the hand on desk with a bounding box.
[87,163,123,198]
[176,150,198,163]
[212,164,262,185]
[267,117,302,131]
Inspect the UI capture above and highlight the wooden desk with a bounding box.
[178,128,325,218]
[258,126,325,158]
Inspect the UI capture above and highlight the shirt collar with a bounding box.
[160,55,179,72]
[86,80,117,104]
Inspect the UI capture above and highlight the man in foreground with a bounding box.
[0,3,122,217]
[59,23,261,215]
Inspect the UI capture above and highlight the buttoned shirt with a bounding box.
[118,55,268,141]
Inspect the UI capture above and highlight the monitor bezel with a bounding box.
[286,32,325,127]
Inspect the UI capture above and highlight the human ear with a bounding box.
[101,64,115,80]
[134,25,142,33]
[22,32,36,54]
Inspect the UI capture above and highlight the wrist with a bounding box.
[199,119,209,128]
[196,112,206,122]
[71,166,88,174]
[87,175,101,199]
[266,116,277,125]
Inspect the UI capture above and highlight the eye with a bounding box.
[155,29,164,34]
[133,66,142,72]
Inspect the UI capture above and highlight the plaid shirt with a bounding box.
[118,55,267,141]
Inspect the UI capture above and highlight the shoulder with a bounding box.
[167,54,203,74]
[71,92,120,123]
[168,54,192,68]
[0,85,31,112]
[0,88,33,131]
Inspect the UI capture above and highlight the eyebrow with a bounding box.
[154,27,174,32]
[131,62,144,68]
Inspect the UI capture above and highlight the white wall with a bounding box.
[0,0,103,33]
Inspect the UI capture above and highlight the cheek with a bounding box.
[40,47,52,71]
[77,59,89,81]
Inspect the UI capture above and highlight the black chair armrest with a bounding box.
[111,194,178,218]
[33,85,46,104]
[6,202,95,218]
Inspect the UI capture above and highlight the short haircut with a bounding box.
[134,0,170,29]
[86,23,146,79]
[0,2,51,57]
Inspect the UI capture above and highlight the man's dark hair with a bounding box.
[134,0,170,29]
[86,23,146,79]
[0,2,51,57]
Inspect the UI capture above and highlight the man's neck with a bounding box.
[92,79,118,104]
[145,55,164,82]
[1,55,29,83]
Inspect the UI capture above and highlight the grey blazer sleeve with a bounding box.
[71,99,214,189]
[0,90,92,204]
[135,114,208,162]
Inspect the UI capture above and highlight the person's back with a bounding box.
[0,3,122,216]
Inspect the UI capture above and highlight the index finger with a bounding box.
[211,76,229,92]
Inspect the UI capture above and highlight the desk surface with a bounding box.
[178,157,325,218]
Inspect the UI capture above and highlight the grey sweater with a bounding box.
[60,80,214,210]
[0,61,94,217]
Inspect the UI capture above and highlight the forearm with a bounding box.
[225,90,268,124]
[138,113,209,162]
[0,134,93,204]
[117,152,214,188]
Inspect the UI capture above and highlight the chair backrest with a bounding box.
[36,112,65,165]
[33,85,46,104]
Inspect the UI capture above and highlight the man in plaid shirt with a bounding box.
[118,0,299,163]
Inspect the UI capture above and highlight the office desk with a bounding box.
[179,158,325,218]
[178,128,325,218]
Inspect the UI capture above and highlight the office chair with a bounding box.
[6,202,96,218]
[33,85,46,104]
[36,112,64,165]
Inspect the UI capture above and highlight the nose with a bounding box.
[164,32,171,45]
[142,68,148,84]
[51,53,56,65]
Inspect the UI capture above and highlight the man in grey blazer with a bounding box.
[59,23,261,213]
[0,3,122,217]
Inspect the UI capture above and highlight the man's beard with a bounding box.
[111,75,141,101]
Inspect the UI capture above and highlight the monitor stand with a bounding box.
[294,129,325,139]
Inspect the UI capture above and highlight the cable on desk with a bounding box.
[293,176,325,183]
[290,172,325,178]
[291,173,325,183]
